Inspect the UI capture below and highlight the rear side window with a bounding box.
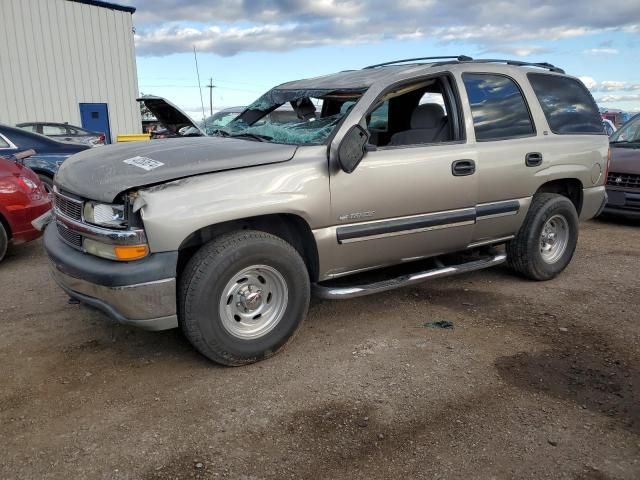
[0,135,10,148]
[528,73,603,134]
[463,73,535,141]
[19,124,37,133]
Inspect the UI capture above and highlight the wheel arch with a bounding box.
[177,213,320,282]
[535,178,583,215]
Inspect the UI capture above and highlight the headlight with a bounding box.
[83,202,126,229]
[20,177,38,191]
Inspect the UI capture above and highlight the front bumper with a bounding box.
[44,224,179,330]
[8,201,51,244]
[603,187,640,218]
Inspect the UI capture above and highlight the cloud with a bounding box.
[592,81,640,92]
[584,48,619,54]
[579,76,598,90]
[596,94,640,102]
[129,0,640,56]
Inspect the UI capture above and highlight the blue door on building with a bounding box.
[79,103,111,144]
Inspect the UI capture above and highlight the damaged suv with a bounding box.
[45,56,608,366]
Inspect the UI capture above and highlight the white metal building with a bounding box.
[0,0,141,142]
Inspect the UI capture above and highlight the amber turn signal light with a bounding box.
[114,245,149,261]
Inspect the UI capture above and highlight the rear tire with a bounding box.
[37,175,53,194]
[179,230,310,366]
[0,222,7,263]
[507,193,579,280]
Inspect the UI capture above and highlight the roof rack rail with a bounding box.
[430,58,565,74]
[363,55,473,69]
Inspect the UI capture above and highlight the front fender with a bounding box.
[138,150,330,252]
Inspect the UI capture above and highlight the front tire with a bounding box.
[507,193,579,280]
[179,230,310,366]
[0,222,8,263]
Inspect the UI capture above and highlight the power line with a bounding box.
[138,84,263,93]
[192,46,206,122]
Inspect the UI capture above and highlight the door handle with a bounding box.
[452,159,476,176]
[525,152,543,167]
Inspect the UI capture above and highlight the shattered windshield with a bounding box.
[212,89,364,145]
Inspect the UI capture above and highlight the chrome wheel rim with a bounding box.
[219,265,288,340]
[539,214,569,264]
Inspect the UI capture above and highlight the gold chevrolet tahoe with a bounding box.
[45,56,609,365]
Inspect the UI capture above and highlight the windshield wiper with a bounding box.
[610,140,640,145]
[229,133,273,142]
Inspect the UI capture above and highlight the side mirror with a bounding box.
[337,125,369,174]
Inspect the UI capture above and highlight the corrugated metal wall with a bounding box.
[0,0,141,138]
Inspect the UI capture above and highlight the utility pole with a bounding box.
[207,77,216,117]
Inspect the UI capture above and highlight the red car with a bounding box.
[0,152,51,262]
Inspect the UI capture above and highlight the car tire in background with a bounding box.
[0,221,8,263]
[507,193,579,281]
[37,175,54,194]
[179,230,310,366]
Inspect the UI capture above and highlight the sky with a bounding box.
[119,0,640,121]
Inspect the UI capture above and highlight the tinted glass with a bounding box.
[463,73,535,141]
[528,73,603,134]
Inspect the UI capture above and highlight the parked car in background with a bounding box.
[140,97,301,139]
[16,122,105,147]
[0,124,89,193]
[603,114,640,218]
[138,96,206,139]
[203,107,245,134]
[602,119,617,136]
[0,151,51,263]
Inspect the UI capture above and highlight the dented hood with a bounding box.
[55,136,297,202]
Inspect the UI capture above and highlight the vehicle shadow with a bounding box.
[594,214,640,227]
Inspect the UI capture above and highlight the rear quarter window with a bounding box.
[527,73,604,134]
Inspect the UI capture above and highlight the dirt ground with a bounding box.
[1,217,639,480]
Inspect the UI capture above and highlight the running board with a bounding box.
[312,253,507,300]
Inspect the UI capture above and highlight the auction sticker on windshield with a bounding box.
[123,156,164,171]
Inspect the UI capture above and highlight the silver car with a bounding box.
[16,122,105,146]
[45,56,608,366]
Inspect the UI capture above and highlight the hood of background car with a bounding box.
[138,95,204,135]
[55,136,298,202]
[610,146,640,174]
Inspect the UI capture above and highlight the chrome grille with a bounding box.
[56,222,83,248]
[607,172,640,190]
[54,191,83,221]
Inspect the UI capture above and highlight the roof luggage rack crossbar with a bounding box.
[430,58,565,74]
[364,55,473,69]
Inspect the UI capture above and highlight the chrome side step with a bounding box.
[312,253,507,300]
